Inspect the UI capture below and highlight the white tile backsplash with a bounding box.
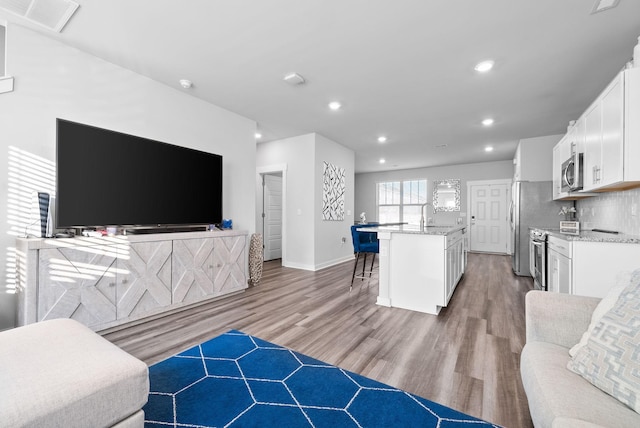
[576,187,640,235]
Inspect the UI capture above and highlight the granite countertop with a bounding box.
[360,224,466,236]
[543,229,640,244]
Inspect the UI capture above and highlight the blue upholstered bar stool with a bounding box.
[350,224,379,290]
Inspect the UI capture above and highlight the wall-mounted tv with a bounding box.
[56,119,223,229]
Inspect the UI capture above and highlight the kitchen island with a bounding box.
[362,224,466,315]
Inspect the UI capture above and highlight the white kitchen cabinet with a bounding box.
[547,235,572,294]
[572,240,640,297]
[546,234,640,298]
[582,67,640,192]
[514,135,561,183]
[583,73,624,190]
[16,230,248,331]
[445,229,465,302]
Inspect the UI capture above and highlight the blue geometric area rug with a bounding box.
[144,330,499,428]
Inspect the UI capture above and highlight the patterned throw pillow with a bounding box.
[569,270,635,357]
[567,275,640,413]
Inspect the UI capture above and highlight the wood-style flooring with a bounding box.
[103,252,534,428]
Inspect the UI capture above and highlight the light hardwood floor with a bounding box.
[103,252,534,428]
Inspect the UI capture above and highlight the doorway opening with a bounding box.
[257,165,287,266]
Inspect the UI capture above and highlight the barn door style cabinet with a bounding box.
[16,230,248,331]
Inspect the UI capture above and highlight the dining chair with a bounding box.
[350,224,379,291]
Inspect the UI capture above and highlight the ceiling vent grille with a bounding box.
[591,0,620,14]
[0,0,79,32]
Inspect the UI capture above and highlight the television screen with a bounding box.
[56,119,223,228]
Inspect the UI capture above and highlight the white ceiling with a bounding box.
[2,0,640,173]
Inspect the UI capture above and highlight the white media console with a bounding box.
[15,229,248,332]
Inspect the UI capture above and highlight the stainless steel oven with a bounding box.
[529,229,548,291]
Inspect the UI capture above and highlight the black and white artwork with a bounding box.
[322,161,345,221]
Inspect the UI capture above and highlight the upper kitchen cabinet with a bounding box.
[513,135,561,182]
[582,67,640,192]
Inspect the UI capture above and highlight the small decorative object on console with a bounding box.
[359,212,366,224]
[221,219,233,229]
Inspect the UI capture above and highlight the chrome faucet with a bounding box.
[420,202,435,231]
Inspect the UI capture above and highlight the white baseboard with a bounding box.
[284,254,354,272]
[376,296,391,307]
[314,254,354,271]
[283,261,316,271]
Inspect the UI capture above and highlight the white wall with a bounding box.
[0,25,256,330]
[256,134,315,269]
[314,134,355,268]
[355,160,514,226]
[256,133,355,270]
[0,25,5,76]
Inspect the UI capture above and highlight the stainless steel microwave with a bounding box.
[561,153,584,192]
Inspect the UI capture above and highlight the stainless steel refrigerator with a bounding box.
[510,181,566,276]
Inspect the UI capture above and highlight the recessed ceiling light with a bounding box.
[482,118,495,126]
[379,158,386,164]
[328,101,342,111]
[474,60,495,73]
[485,146,494,152]
[377,136,387,143]
[255,132,262,139]
[179,79,193,89]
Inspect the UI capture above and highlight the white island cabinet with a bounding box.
[372,225,466,315]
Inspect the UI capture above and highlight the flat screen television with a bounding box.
[56,119,223,229]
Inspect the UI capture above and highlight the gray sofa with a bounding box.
[521,291,640,428]
[0,318,149,427]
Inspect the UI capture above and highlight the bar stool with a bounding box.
[350,224,379,291]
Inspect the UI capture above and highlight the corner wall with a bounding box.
[256,134,316,269]
[0,24,256,330]
[256,133,355,270]
[314,134,355,268]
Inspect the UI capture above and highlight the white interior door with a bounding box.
[469,183,509,253]
[263,174,282,261]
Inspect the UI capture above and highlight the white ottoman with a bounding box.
[0,318,149,428]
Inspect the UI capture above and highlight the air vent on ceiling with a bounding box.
[591,0,620,14]
[0,0,79,32]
